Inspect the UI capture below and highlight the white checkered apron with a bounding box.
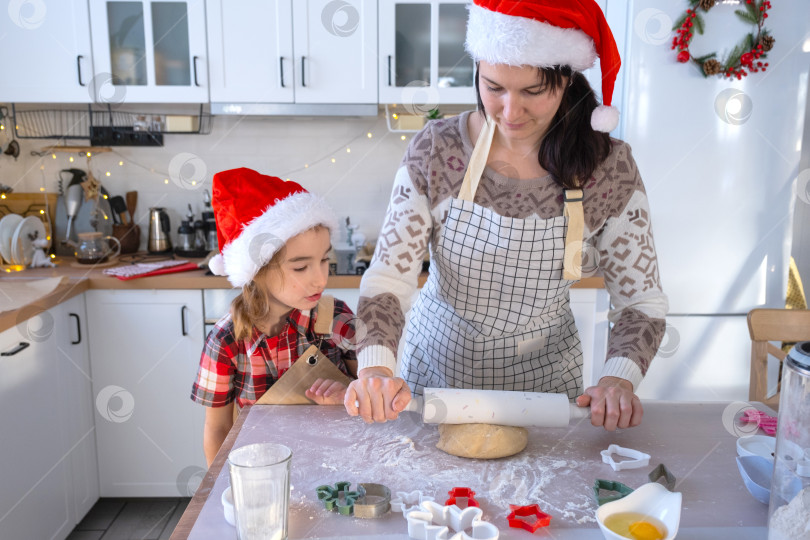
[401,118,583,398]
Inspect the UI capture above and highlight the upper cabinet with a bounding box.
[378,0,475,106]
[88,0,208,103]
[207,0,377,112]
[0,0,96,103]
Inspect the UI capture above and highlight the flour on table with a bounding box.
[265,408,599,526]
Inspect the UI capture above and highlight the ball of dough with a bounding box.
[436,423,528,459]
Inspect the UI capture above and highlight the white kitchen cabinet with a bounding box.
[53,295,100,525]
[0,0,95,102]
[89,0,208,103]
[86,289,206,497]
[0,311,73,540]
[207,0,377,112]
[378,0,475,106]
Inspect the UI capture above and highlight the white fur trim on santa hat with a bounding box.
[220,191,338,288]
[208,253,226,276]
[591,105,619,132]
[465,4,596,70]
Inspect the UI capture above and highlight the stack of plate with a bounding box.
[0,214,48,266]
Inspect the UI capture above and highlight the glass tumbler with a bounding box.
[228,443,292,540]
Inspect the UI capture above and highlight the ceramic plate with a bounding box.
[0,214,24,264]
[11,216,47,266]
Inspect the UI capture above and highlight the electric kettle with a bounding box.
[147,207,172,253]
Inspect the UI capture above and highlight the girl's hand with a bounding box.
[306,378,348,406]
[575,376,643,431]
[344,367,412,423]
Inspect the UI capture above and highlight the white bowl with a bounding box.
[221,486,235,526]
[737,435,776,461]
[596,482,682,540]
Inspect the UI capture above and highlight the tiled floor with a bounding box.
[66,498,191,540]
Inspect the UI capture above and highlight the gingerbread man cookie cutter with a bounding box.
[405,500,499,540]
[601,444,651,471]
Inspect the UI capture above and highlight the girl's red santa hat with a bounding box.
[465,0,621,132]
[208,168,338,288]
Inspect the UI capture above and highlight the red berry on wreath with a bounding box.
[677,51,690,63]
[741,52,754,66]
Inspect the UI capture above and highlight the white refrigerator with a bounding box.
[603,0,810,400]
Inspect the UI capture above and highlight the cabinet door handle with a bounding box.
[301,56,307,87]
[76,55,86,87]
[193,56,200,87]
[181,305,189,336]
[1,342,30,357]
[388,55,392,86]
[279,57,286,88]
[69,313,82,345]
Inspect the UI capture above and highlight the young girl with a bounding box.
[191,167,357,466]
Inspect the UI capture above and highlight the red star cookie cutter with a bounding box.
[445,487,479,508]
[507,504,551,532]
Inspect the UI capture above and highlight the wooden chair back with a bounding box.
[747,309,810,410]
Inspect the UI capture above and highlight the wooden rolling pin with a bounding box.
[403,388,591,427]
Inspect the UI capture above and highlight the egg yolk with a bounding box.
[628,520,665,540]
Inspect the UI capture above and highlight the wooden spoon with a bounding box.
[125,191,137,224]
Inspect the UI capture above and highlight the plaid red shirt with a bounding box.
[191,298,357,408]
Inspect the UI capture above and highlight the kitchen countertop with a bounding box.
[170,401,770,539]
[0,254,604,333]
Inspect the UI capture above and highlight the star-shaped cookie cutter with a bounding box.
[315,481,362,515]
[506,504,551,532]
[445,487,480,508]
[600,444,651,471]
[392,490,436,513]
[405,500,499,540]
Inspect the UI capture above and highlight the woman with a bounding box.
[346,0,668,431]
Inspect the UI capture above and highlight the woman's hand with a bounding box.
[305,378,347,406]
[344,366,412,423]
[575,376,643,431]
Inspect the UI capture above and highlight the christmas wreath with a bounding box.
[672,0,774,80]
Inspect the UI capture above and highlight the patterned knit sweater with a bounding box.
[357,111,668,390]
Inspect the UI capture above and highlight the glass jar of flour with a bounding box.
[768,341,810,540]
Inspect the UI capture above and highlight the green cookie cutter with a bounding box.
[593,479,635,506]
[316,481,362,516]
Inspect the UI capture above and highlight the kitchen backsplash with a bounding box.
[0,110,419,249]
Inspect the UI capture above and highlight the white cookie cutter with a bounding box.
[392,490,436,513]
[601,444,651,472]
[405,501,499,540]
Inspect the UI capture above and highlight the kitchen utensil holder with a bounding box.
[11,104,212,142]
[112,223,141,254]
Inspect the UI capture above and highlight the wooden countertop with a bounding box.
[171,401,770,539]
[0,254,604,334]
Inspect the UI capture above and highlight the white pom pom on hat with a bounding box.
[465,0,621,133]
[209,168,338,288]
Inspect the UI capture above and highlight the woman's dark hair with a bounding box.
[475,64,611,190]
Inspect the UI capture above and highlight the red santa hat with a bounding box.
[465,0,621,132]
[208,168,338,288]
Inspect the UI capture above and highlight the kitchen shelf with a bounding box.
[11,104,213,143]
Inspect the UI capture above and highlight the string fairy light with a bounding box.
[25,121,390,193]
